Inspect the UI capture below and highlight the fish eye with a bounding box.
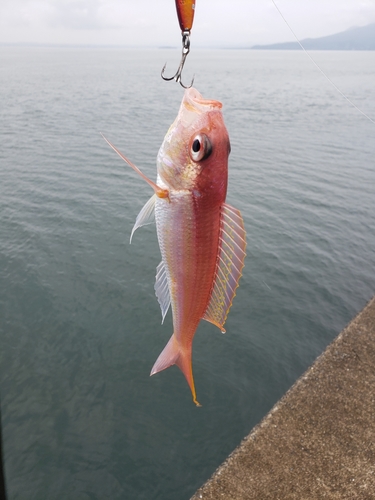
[190,134,212,162]
[192,139,200,152]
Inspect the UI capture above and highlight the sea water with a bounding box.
[0,47,374,499]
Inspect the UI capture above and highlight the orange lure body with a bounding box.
[175,0,196,31]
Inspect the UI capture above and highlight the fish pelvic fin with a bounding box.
[130,194,156,243]
[150,335,201,407]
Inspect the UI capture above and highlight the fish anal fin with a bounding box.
[155,261,171,323]
[101,134,169,199]
[150,335,200,406]
[203,203,246,331]
[130,194,156,243]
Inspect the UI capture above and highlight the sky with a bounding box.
[0,0,374,47]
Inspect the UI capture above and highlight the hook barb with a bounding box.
[161,30,194,89]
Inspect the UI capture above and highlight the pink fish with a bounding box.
[103,88,246,405]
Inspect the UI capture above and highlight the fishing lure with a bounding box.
[161,0,196,88]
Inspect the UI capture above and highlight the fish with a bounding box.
[103,88,246,406]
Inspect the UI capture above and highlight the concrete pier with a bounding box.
[191,296,375,500]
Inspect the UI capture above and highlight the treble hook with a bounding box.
[161,30,194,89]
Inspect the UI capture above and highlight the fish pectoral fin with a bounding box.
[203,203,246,332]
[130,194,157,243]
[155,261,171,323]
[101,134,169,199]
[150,335,200,406]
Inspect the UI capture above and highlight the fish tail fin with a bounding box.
[150,334,201,407]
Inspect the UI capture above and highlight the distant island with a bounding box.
[252,23,375,50]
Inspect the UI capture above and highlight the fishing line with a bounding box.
[271,0,375,125]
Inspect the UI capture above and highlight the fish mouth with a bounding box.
[183,88,223,112]
[176,88,223,129]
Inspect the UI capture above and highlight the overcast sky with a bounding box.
[0,0,374,47]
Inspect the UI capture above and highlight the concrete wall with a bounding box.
[191,296,375,500]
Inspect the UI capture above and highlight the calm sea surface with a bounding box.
[0,47,374,499]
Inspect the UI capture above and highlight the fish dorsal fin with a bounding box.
[130,194,156,243]
[155,261,171,324]
[203,203,246,332]
[102,134,169,200]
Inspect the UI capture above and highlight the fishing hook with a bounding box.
[161,30,194,89]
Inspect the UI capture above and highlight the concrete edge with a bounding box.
[191,295,375,499]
